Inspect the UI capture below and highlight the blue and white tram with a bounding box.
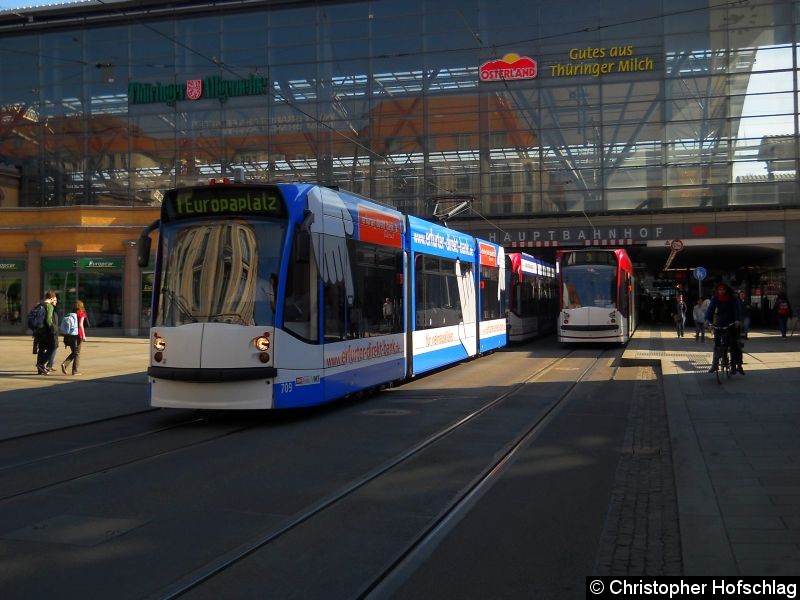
[137,180,507,410]
[505,252,558,343]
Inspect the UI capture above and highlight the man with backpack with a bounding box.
[28,290,58,375]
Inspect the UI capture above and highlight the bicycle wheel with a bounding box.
[723,354,732,379]
[715,366,722,384]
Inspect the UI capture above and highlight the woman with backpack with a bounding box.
[775,292,793,338]
[60,299,88,375]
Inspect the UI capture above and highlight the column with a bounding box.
[25,240,42,311]
[785,220,800,318]
[122,240,140,337]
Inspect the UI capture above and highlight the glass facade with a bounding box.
[0,269,23,330]
[41,259,124,330]
[0,0,797,217]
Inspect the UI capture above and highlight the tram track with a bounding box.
[360,348,616,598]
[0,412,268,502]
[0,413,206,474]
[0,406,162,444]
[150,346,617,600]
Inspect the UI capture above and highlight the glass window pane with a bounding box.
[44,270,78,311]
[0,275,24,329]
[79,272,122,329]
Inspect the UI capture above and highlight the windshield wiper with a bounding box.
[162,288,197,324]
[204,312,250,325]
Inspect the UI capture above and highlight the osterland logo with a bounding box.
[479,53,537,82]
[129,75,268,106]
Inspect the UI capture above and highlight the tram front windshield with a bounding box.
[561,265,617,310]
[154,219,286,327]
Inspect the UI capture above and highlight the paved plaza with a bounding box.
[1,327,799,575]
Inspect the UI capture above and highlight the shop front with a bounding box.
[0,259,24,333]
[41,257,125,333]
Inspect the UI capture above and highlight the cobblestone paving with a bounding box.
[594,365,683,575]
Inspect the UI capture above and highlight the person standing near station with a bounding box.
[701,295,711,335]
[672,294,687,337]
[738,290,752,339]
[60,299,88,375]
[775,291,793,338]
[705,282,744,374]
[692,298,706,342]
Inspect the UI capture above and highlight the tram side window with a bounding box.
[480,266,503,320]
[513,276,536,317]
[348,241,403,338]
[322,237,403,342]
[285,227,318,342]
[619,273,631,317]
[510,278,525,317]
[415,256,462,330]
[324,277,347,342]
[544,277,557,317]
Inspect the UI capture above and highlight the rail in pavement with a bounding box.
[0,336,151,439]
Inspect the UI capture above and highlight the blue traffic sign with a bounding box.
[693,266,707,280]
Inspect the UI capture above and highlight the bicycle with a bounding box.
[711,323,738,384]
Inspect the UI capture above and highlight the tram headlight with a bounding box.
[253,335,270,351]
[152,334,166,351]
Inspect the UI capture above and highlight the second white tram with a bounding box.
[556,249,637,344]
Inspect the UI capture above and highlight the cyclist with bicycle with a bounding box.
[705,282,744,374]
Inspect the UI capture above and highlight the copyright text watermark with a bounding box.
[586,577,798,599]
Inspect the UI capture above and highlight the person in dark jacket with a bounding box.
[775,292,793,338]
[672,294,687,337]
[705,282,744,374]
[34,291,58,375]
[737,290,752,339]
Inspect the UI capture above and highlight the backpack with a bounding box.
[60,312,79,336]
[27,303,46,331]
[778,300,790,317]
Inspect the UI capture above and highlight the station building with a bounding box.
[0,0,798,335]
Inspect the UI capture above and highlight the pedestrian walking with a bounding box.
[46,298,59,372]
[672,294,687,337]
[28,291,58,375]
[738,290,752,339]
[776,291,793,338]
[692,298,706,342]
[60,299,87,375]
